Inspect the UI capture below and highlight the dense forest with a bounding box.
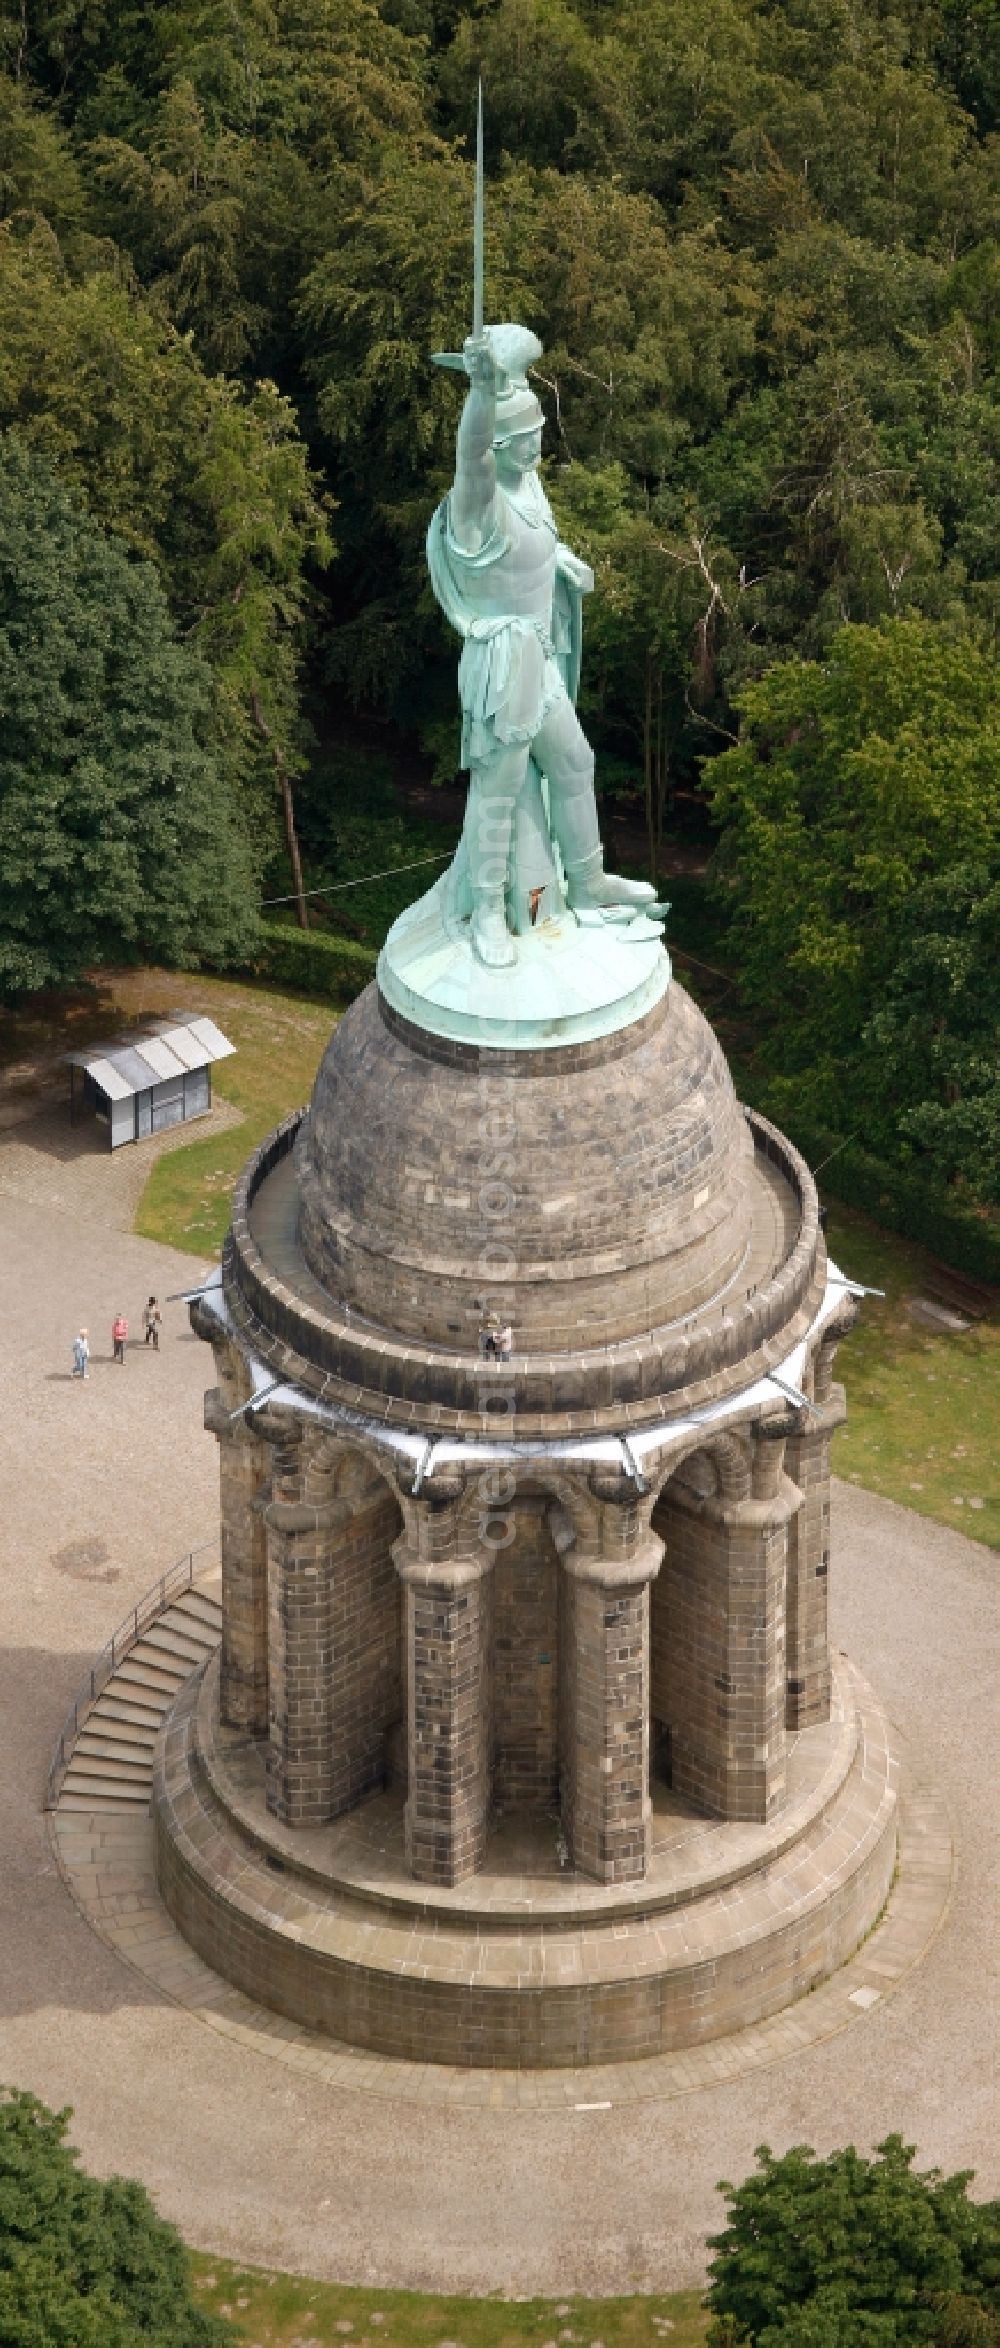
[0,0,997,1210]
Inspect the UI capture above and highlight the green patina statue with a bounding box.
[427,93,655,972]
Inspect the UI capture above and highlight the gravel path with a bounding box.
[0,1143,997,2296]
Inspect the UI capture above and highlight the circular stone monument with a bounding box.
[155,299,897,2069]
[154,894,896,2068]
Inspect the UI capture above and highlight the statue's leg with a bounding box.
[509,758,562,933]
[535,693,656,911]
[466,744,527,969]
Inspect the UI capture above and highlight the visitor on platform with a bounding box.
[478,1311,501,1361]
[112,1311,128,1365]
[72,1328,90,1380]
[143,1296,162,1350]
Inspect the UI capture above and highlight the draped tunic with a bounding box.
[426,476,584,768]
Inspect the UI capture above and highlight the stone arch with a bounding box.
[259,1425,405,1827]
[441,1468,573,1832]
[325,1436,406,1812]
[447,1455,521,1557]
[648,1425,757,1813]
[491,1492,563,1820]
[667,1432,754,1506]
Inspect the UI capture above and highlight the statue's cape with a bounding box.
[426,490,584,723]
[425,496,513,637]
[552,554,583,707]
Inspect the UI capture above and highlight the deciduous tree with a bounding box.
[0,437,258,992]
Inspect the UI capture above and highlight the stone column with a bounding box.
[396,1522,493,1889]
[655,1452,801,1822]
[203,1353,270,1736]
[262,1424,340,1827]
[560,1485,661,1885]
[783,1383,845,1730]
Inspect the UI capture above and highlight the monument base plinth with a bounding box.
[377,876,670,1051]
[154,1649,898,2070]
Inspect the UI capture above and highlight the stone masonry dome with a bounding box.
[296,982,754,1354]
[221,964,826,1436]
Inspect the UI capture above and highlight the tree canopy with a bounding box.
[0,436,259,990]
[0,2086,231,2346]
[0,0,996,1223]
[705,619,1000,1195]
[705,2136,1000,2345]
[1,0,995,749]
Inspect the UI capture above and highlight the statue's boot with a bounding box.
[563,846,657,913]
[550,783,656,912]
[471,886,516,969]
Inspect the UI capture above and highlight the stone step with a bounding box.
[67,1746,152,1785]
[90,1697,158,1733]
[62,1770,150,1807]
[94,1694,165,1731]
[83,1718,159,1758]
[135,1624,209,1671]
[115,1658,181,1700]
[58,1789,146,1815]
[159,1601,219,1645]
[76,1726,158,1766]
[173,1590,222,1632]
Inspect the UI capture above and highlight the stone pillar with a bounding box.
[396,1524,493,1889]
[783,1383,845,1730]
[262,1425,339,1826]
[204,1362,270,1736]
[561,1486,661,1885]
[655,1454,801,1822]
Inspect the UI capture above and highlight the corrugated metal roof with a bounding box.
[82,1056,133,1103]
[155,1024,213,1071]
[185,1016,235,1061]
[67,1015,235,1101]
[131,1035,187,1082]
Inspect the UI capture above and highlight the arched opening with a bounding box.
[648,1435,792,1825]
[324,1448,406,1817]
[259,1434,405,1829]
[649,1449,722,1813]
[492,1496,562,1819]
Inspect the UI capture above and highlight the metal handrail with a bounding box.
[44,1537,219,1810]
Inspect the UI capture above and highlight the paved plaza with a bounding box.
[0,1092,997,2293]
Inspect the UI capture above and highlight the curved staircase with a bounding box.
[53,1581,221,1816]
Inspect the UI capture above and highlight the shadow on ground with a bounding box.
[0,1645,158,2022]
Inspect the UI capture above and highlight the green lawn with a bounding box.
[189,2260,709,2348]
[823,1201,1000,1550]
[129,970,334,1256]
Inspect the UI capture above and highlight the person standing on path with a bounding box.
[143,1296,162,1350]
[72,1328,89,1380]
[112,1312,128,1365]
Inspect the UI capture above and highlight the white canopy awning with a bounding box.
[67,1015,235,1102]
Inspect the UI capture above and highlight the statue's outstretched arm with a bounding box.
[451,335,498,554]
